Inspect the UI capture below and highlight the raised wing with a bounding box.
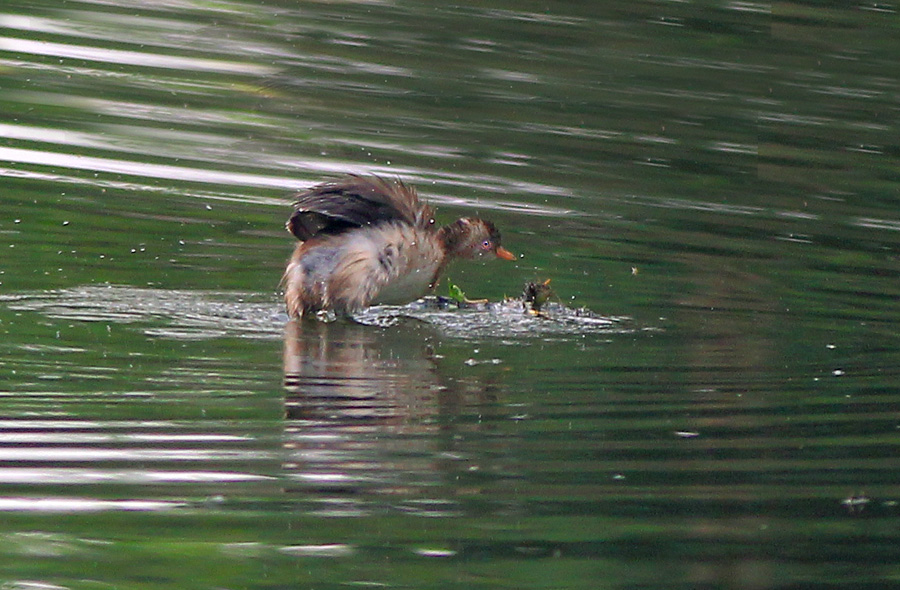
[286,175,435,241]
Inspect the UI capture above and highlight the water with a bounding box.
[2,1,900,588]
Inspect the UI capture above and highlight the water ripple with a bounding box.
[0,37,277,74]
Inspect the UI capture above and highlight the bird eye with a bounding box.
[481,240,492,250]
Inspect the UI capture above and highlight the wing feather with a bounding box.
[286,175,434,241]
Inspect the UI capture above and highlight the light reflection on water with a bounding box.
[1,0,899,588]
[0,497,185,512]
[3,286,283,339]
[0,36,278,74]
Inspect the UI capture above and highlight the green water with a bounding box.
[2,1,900,589]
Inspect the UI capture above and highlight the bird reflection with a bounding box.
[283,318,442,423]
[282,319,491,510]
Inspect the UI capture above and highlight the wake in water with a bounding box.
[3,283,631,341]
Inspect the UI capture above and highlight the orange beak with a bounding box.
[495,246,515,261]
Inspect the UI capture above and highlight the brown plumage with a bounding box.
[282,175,515,317]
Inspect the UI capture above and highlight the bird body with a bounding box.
[282,176,513,317]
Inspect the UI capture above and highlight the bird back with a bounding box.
[287,175,435,241]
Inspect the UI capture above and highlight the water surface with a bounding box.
[2,1,900,589]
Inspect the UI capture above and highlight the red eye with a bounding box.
[482,240,492,250]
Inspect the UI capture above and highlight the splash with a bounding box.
[3,284,630,341]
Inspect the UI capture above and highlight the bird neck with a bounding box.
[437,218,473,257]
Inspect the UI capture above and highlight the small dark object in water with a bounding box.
[420,278,554,316]
[522,279,553,314]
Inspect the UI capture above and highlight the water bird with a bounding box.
[282,175,515,317]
